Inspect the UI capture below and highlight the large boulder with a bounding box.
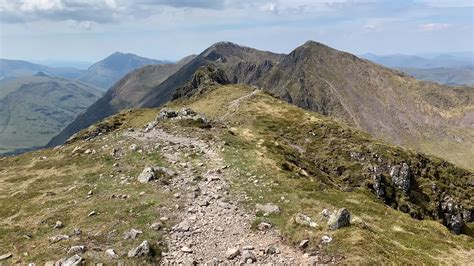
[328,208,351,230]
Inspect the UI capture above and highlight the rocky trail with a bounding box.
[126,124,310,264]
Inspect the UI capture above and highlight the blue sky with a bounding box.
[0,0,473,62]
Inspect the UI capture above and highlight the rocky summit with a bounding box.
[0,80,472,264]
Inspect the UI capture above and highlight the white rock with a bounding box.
[226,248,240,260]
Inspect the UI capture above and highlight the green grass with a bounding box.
[0,114,172,263]
[181,84,473,263]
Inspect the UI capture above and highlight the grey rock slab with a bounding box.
[123,229,143,240]
[128,240,151,258]
[328,208,351,230]
[256,203,280,215]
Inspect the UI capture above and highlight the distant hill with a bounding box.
[361,53,474,68]
[0,75,102,154]
[360,53,474,86]
[78,52,167,89]
[0,59,86,80]
[398,67,474,86]
[47,55,196,146]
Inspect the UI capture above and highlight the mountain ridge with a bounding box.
[47,40,474,170]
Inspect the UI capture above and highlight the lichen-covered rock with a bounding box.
[256,203,280,215]
[156,108,177,120]
[390,163,411,194]
[328,208,351,230]
[371,166,385,198]
[446,213,464,234]
[294,213,318,228]
[137,167,155,183]
[128,240,151,258]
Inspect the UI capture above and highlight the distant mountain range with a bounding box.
[78,52,167,89]
[1,52,167,90]
[0,59,87,80]
[48,41,474,171]
[360,52,474,86]
[0,74,102,154]
[360,52,474,68]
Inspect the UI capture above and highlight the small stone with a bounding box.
[150,222,162,230]
[321,209,331,217]
[0,253,12,260]
[128,240,151,257]
[61,254,83,265]
[299,239,309,249]
[54,221,63,229]
[321,235,332,243]
[129,144,138,151]
[242,250,257,263]
[45,261,55,266]
[265,246,280,255]
[242,245,254,250]
[198,199,210,207]
[67,245,85,254]
[256,203,280,215]
[257,222,272,231]
[72,228,82,235]
[139,191,146,196]
[181,246,193,253]
[49,234,69,243]
[226,248,240,260]
[88,190,93,196]
[123,229,143,240]
[294,213,318,228]
[173,221,191,232]
[84,149,92,154]
[160,217,169,221]
[88,211,96,217]
[137,167,155,183]
[105,248,118,259]
[173,192,181,198]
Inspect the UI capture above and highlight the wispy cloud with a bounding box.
[419,23,451,31]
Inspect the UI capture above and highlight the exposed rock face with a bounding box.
[390,163,411,194]
[352,150,473,234]
[172,64,229,100]
[156,107,211,129]
[328,208,351,230]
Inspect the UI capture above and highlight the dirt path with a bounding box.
[127,126,309,264]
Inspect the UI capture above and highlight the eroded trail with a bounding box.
[127,126,308,264]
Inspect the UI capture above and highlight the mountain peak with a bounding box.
[33,71,50,77]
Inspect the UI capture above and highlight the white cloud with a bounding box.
[419,23,451,31]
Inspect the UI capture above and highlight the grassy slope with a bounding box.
[0,109,170,263]
[174,85,474,264]
[1,85,472,264]
[0,76,102,154]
